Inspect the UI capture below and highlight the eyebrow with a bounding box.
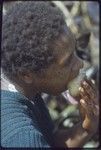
[59,51,73,66]
[59,53,70,65]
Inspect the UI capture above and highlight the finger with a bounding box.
[80,96,99,118]
[79,86,96,103]
[78,103,85,120]
[93,105,99,116]
[80,99,95,118]
[81,81,96,100]
[80,82,98,105]
[80,96,95,109]
[79,87,88,98]
[81,79,97,99]
[82,78,96,90]
[81,80,95,94]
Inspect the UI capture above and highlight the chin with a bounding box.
[58,87,67,95]
[51,89,65,96]
[52,91,62,96]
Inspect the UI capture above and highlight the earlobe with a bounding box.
[17,71,33,84]
[23,75,33,84]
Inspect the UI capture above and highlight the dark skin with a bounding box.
[15,25,99,148]
[54,79,99,147]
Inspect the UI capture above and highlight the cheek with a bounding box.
[46,70,68,90]
[71,55,83,72]
[66,56,83,82]
[55,68,69,80]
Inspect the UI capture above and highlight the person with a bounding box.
[1,1,99,148]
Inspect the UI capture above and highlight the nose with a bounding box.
[74,51,84,69]
[76,56,84,70]
[79,60,84,69]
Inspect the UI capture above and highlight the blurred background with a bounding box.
[2,1,100,148]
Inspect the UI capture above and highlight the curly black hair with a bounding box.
[1,1,65,81]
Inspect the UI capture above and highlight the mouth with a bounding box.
[65,70,80,90]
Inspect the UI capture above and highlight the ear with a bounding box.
[76,32,91,49]
[17,71,34,84]
[23,74,33,84]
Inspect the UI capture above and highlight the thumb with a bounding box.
[80,99,94,130]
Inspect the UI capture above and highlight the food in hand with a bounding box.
[68,69,85,97]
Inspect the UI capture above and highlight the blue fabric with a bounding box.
[1,90,55,148]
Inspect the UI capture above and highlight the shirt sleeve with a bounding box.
[2,127,51,148]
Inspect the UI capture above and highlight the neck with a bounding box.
[16,84,40,100]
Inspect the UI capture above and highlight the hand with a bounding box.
[78,78,99,133]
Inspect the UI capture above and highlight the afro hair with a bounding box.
[1,1,65,81]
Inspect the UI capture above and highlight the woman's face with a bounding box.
[37,26,84,95]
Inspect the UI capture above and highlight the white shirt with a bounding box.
[1,73,17,92]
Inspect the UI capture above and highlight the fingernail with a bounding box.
[83,81,87,85]
[79,87,84,92]
[81,88,84,92]
[91,79,95,84]
[80,99,85,104]
[79,87,82,91]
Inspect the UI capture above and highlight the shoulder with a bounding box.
[1,90,50,147]
[1,125,50,148]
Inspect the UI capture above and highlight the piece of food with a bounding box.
[68,70,86,97]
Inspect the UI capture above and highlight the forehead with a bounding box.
[52,25,76,58]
